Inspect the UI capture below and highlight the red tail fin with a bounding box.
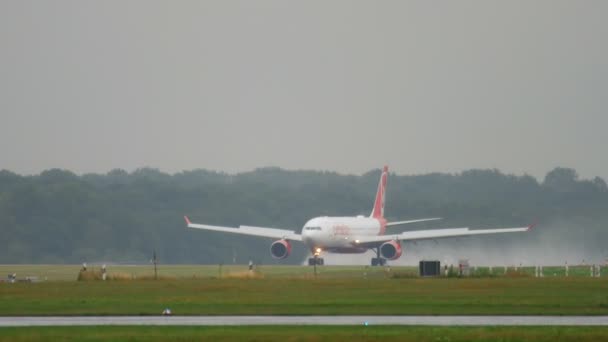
[370,166,388,218]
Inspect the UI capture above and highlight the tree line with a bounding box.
[0,166,606,264]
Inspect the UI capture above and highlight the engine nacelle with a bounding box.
[379,240,402,260]
[270,239,292,259]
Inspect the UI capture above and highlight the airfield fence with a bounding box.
[0,264,605,282]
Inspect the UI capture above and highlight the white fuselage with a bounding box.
[301,216,384,253]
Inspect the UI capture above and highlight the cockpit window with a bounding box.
[305,226,322,231]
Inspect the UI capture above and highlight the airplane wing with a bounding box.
[351,224,534,247]
[184,216,302,241]
[386,217,442,227]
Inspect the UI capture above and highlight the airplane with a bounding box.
[185,166,533,266]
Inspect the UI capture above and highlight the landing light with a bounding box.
[355,239,360,244]
[314,248,322,256]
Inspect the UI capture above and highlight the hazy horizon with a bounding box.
[1,1,607,180]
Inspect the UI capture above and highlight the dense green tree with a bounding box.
[543,167,579,192]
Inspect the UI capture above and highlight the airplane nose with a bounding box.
[302,230,320,247]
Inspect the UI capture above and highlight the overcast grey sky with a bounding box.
[1,1,607,179]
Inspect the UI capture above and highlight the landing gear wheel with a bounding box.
[308,257,325,266]
[371,257,386,266]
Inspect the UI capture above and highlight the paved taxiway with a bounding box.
[2,316,608,326]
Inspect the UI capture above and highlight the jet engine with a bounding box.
[379,240,402,260]
[270,239,292,259]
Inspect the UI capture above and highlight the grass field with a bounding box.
[2,326,608,342]
[1,276,607,315]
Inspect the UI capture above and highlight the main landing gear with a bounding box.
[371,247,386,266]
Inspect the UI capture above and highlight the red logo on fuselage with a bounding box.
[332,225,351,236]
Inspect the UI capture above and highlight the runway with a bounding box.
[2,316,608,326]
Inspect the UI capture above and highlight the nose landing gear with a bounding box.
[308,247,324,266]
[308,257,324,266]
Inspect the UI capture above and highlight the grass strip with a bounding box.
[2,277,608,316]
[2,326,608,342]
